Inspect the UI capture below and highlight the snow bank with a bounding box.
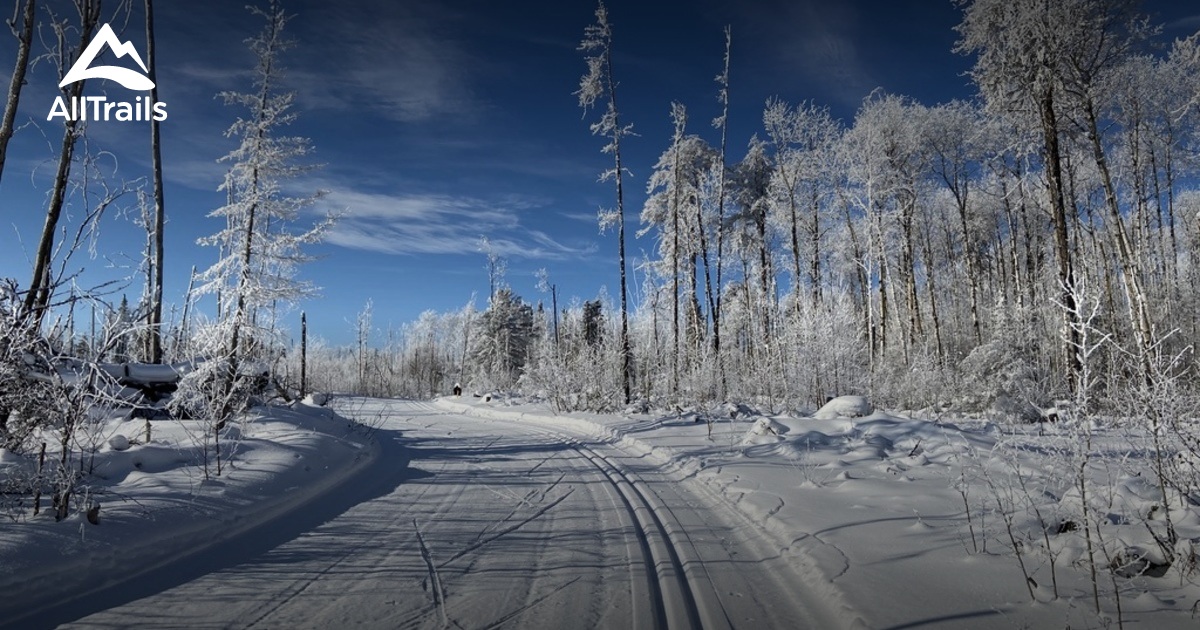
[0,401,379,626]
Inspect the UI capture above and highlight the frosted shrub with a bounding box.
[958,303,1050,420]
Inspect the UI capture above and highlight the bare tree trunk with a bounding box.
[1039,88,1082,382]
[0,0,35,186]
[921,219,945,363]
[1083,99,1154,370]
[669,107,683,398]
[146,0,165,363]
[809,188,821,303]
[24,3,101,324]
[899,193,923,347]
[300,310,307,399]
[788,190,803,308]
[757,204,772,339]
[840,190,870,354]
[708,25,731,398]
[947,178,982,345]
[873,205,890,356]
[604,46,632,406]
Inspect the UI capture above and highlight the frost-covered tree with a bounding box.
[921,100,994,345]
[577,0,633,404]
[582,299,603,348]
[762,98,840,305]
[641,105,721,390]
[728,136,775,344]
[193,0,332,417]
[22,0,101,325]
[469,288,534,390]
[839,93,930,364]
[955,0,1153,386]
[478,235,507,300]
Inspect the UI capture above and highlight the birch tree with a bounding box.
[762,98,839,306]
[955,0,1124,386]
[922,100,993,345]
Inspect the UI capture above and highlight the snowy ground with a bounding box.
[0,398,379,628]
[435,394,1200,629]
[1,395,1198,628]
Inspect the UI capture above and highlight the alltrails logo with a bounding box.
[47,23,167,122]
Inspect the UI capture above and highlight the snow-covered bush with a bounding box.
[521,296,624,412]
[957,303,1051,420]
[870,346,952,412]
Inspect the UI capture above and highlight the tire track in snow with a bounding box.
[414,519,449,627]
[427,404,732,629]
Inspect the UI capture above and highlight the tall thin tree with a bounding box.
[23,0,101,324]
[145,0,165,363]
[577,1,632,404]
[195,0,331,410]
[708,25,732,396]
[0,0,35,187]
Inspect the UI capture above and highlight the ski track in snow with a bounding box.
[420,399,850,630]
[10,397,843,629]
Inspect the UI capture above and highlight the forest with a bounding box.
[2,0,1200,518]
[316,0,1200,429]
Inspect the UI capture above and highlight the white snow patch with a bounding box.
[813,395,873,419]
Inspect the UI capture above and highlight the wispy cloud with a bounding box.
[1165,14,1200,32]
[741,0,875,107]
[316,188,596,260]
[559,210,601,224]
[290,2,476,123]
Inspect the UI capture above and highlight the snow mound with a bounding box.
[814,395,873,419]
[304,393,332,406]
[742,417,790,444]
[108,434,130,452]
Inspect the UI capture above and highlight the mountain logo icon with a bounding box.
[59,23,154,91]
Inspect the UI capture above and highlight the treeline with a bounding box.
[316,0,1200,419]
[6,0,1200,426]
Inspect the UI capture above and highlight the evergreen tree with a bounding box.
[469,289,534,390]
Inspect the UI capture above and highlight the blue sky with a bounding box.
[1,0,1197,346]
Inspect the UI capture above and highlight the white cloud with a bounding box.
[316,188,595,260]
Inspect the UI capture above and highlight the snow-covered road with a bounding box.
[51,398,836,629]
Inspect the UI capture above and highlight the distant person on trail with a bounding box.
[452,383,462,396]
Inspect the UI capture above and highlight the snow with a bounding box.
[0,400,377,628]
[2,395,1198,628]
[814,394,874,419]
[436,394,1200,629]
